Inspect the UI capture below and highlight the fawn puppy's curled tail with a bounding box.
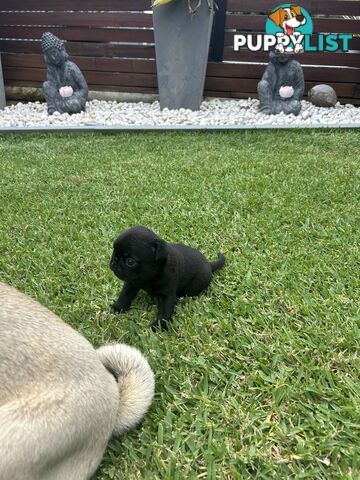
[97,344,155,436]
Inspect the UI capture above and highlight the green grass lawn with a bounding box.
[0,130,359,479]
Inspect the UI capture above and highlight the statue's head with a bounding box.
[269,50,292,64]
[41,32,68,66]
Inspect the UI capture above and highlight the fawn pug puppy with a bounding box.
[110,226,225,330]
[0,282,155,480]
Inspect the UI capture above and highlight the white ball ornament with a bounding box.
[279,86,294,98]
[59,86,73,98]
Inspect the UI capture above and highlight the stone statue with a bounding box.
[257,50,304,116]
[41,32,88,115]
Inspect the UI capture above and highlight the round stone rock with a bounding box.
[308,84,337,108]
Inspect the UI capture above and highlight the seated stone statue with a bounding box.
[257,50,304,116]
[42,32,88,115]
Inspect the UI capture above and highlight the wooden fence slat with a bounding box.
[0,12,154,28]
[3,66,158,88]
[2,34,359,53]
[0,40,156,58]
[204,77,359,97]
[0,0,151,11]
[25,34,350,50]
[9,82,353,100]
[5,67,358,99]
[66,42,156,58]
[4,65,359,89]
[3,26,359,50]
[5,79,158,93]
[227,0,360,16]
[2,39,358,66]
[0,26,155,44]
[3,12,357,34]
[226,15,360,34]
[8,80,358,100]
[3,53,359,83]
[5,78,357,100]
[2,53,158,73]
[207,62,360,83]
[1,0,357,16]
[224,48,360,67]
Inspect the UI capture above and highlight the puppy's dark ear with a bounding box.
[152,239,167,263]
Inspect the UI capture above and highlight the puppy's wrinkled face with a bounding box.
[110,227,167,285]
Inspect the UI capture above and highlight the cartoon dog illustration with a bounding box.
[269,5,306,53]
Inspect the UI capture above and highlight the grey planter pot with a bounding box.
[0,54,6,110]
[153,0,214,111]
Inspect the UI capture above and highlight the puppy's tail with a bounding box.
[97,344,155,436]
[210,253,226,273]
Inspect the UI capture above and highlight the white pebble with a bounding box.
[0,99,358,128]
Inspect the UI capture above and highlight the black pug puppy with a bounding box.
[110,226,225,330]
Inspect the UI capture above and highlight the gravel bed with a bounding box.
[0,98,359,129]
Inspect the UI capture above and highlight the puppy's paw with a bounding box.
[111,301,130,314]
[151,319,170,332]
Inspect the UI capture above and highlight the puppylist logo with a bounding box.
[234,4,353,54]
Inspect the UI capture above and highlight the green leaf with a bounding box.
[152,0,175,8]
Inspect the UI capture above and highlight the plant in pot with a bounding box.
[152,0,216,111]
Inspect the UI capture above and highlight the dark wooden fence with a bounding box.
[1,0,359,103]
